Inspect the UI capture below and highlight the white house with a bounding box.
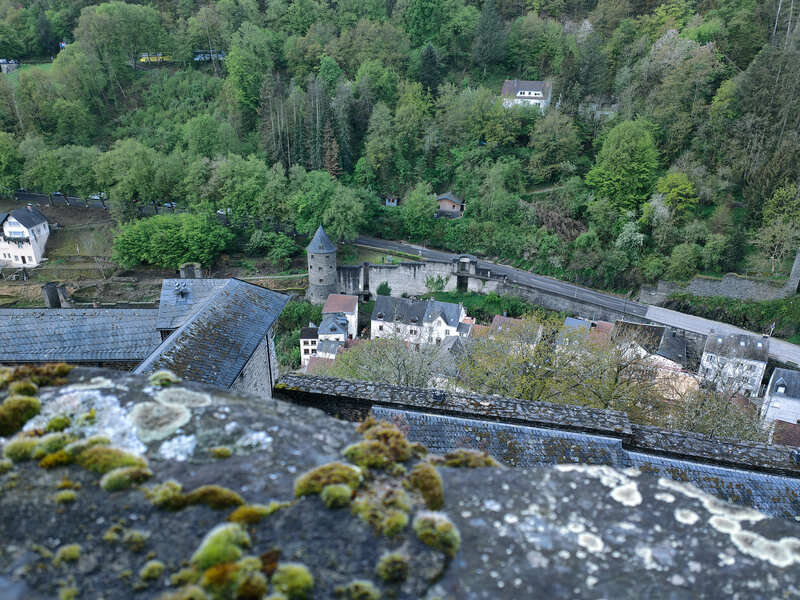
[319,312,348,343]
[501,79,552,111]
[322,294,359,340]
[761,368,800,425]
[299,324,319,367]
[0,205,49,268]
[371,296,467,346]
[698,331,769,397]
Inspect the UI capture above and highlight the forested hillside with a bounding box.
[0,0,798,289]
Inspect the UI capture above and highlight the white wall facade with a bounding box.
[761,393,800,425]
[300,336,318,367]
[699,353,766,397]
[371,310,466,346]
[0,217,49,267]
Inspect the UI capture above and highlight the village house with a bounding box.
[299,324,318,367]
[698,331,769,397]
[436,192,465,218]
[761,368,800,426]
[371,296,467,346]
[135,278,289,399]
[501,79,552,111]
[0,205,50,268]
[322,294,359,339]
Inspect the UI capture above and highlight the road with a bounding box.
[13,192,165,216]
[355,236,800,367]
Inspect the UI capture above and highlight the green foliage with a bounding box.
[655,172,698,219]
[112,213,233,269]
[376,282,392,296]
[400,183,437,241]
[0,132,23,197]
[586,120,660,212]
[665,242,700,281]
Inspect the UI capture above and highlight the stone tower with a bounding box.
[306,225,338,304]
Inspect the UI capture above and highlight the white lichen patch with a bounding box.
[556,464,630,488]
[635,545,661,571]
[610,482,642,506]
[155,387,212,408]
[577,533,604,553]
[483,499,502,512]
[236,431,272,451]
[674,509,699,525]
[655,493,675,503]
[158,434,197,461]
[658,478,800,568]
[61,377,118,391]
[27,389,145,455]
[130,402,191,443]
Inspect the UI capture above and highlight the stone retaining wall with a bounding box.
[275,374,800,476]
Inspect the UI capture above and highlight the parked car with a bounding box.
[163,202,177,209]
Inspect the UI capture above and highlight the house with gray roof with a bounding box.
[155,279,228,340]
[135,279,289,398]
[371,296,466,346]
[699,331,769,397]
[762,368,800,428]
[0,204,49,268]
[0,308,161,369]
[436,192,465,218]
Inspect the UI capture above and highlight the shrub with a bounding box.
[376,281,391,296]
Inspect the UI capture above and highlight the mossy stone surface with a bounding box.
[191,524,251,570]
[412,512,460,558]
[407,462,444,510]
[139,559,166,580]
[77,446,146,474]
[53,544,81,565]
[321,483,352,508]
[100,466,153,492]
[54,490,77,504]
[336,579,381,600]
[39,449,75,469]
[294,462,362,497]
[375,552,409,583]
[3,436,37,462]
[0,395,41,436]
[46,414,71,433]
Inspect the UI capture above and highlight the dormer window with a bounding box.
[777,385,786,394]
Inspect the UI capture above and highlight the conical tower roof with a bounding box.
[306,226,337,254]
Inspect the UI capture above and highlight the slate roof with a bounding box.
[135,279,289,388]
[372,296,462,328]
[300,327,318,340]
[319,313,348,336]
[436,192,464,206]
[372,406,800,519]
[155,279,228,330]
[703,332,769,362]
[1,206,48,230]
[306,226,337,254]
[0,309,161,362]
[613,321,665,354]
[657,328,688,364]
[501,79,552,98]
[768,368,800,399]
[322,294,358,315]
[317,339,344,356]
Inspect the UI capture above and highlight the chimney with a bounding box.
[56,283,72,308]
[41,282,61,308]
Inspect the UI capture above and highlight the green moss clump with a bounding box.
[53,544,81,565]
[3,436,38,462]
[58,586,78,600]
[149,369,181,387]
[358,419,412,462]
[200,556,266,600]
[77,446,146,474]
[265,595,288,600]
[33,432,75,458]
[191,523,251,570]
[209,446,232,459]
[170,567,200,586]
[8,379,38,396]
[271,563,314,600]
[75,408,96,425]
[412,512,460,558]
[159,585,208,600]
[122,529,151,552]
[386,463,406,477]
[55,490,77,504]
[375,552,409,583]
[147,479,185,509]
[0,363,72,388]
[431,448,499,468]
[57,477,80,490]
[343,440,392,469]
[294,462,362,497]
[0,458,13,474]
[321,484,352,509]
[39,449,75,469]
[46,415,71,432]
[64,435,109,457]
[407,462,444,510]
[139,559,166,581]
[0,395,41,436]
[227,502,287,525]
[336,580,381,600]
[183,485,245,510]
[103,524,124,543]
[100,466,153,492]
[351,488,410,537]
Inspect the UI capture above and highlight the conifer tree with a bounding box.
[472,0,505,76]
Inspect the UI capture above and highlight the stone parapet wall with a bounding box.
[276,374,800,476]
